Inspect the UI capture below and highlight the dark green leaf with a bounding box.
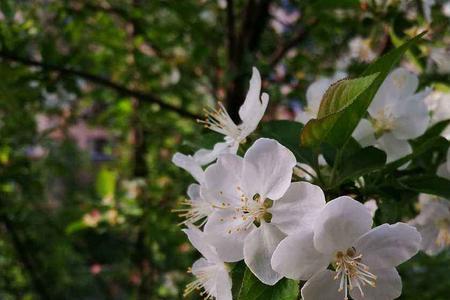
[335,146,387,186]
[400,176,450,198]
[238,267,298,300]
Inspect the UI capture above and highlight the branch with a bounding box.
[268,19,318,68]
[0,51,200,120]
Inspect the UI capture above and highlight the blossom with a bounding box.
[203,138,326,285]
[410,194,450,256]
[349,36,376,62]
[272,196,421,300]
[353,68,431,163]
[183,225,232,300]
[195,67,269,165]
[172,153,214,226]
[430,47,450,74]
[296,72,347,124]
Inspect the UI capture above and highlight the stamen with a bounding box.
[197,102,242,140]
[334,248,377,299]
[173,198,212,226]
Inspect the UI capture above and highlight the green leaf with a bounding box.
[95,167,117,198]
[317,74,378,119]
[237,267,298,300]
[400,176,450,199]
[335,146,387,186]
[231,262,246,299]
[301,32,427,148]
[412,120,450,147]
[259,120,315,166]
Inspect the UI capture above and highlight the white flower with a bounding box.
[349,36,376,62]
[183,225,232,300]
[296,72,347,124]
[443,1,450,17]
[410,194,450,256]
[172,153,214,226]
[425,91,450,139]
[437,148,450,179]
[202,138,326,285]
[353,68,431,163]
[430,47,450,74]
[195,67,269,165]
[272,196,421,300]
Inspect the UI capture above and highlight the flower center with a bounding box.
[218,188,272,234]
[436,219,450,247]
[371,108,396,136]
[334,247,377,300]
[197,102,242,141]
[173,198,212,226]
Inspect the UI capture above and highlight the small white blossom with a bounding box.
[202,138,326,285]
[272,197,421,300]
[349,36,377,62]
[195,67,269,165]
[183,225,232,300]
[410,194,450,256]
[430,47,450,74]
[354,68,431,163]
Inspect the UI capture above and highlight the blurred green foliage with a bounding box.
[0,0,449,299]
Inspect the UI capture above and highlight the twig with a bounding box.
[0,51,200,120]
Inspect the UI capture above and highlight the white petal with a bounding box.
[193,141,239,166]
[204,210,251,262]
[172,152,204,183]
[391,89,431,140]
[204,154,243,206]
[187,183,201,200]
[271,230,330,280]
[364,199,378,218]
[216,266,233,300]
[313,196,373,255]
[241,138,296,200]
[301,270,342,300]
[183,225,219,262]
[376,133,412,164]
[369,68,418,117]
[295,110,314,124]
[243,222,285,285]
[306,78,333,115]
[415,223,444,256]
[437,162,450,179]
[353,119,376,147]
[270,182,326,234]
[238,67,268,136]
[350,268,402,300]
[354,223,421,268]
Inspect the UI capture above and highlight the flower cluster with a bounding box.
[170,65,450,300]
